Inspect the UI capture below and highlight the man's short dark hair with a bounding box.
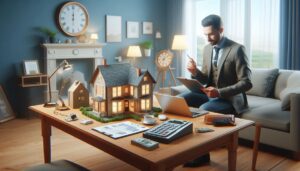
[201,14,223,30]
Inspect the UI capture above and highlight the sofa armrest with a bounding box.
[290,93,300,151]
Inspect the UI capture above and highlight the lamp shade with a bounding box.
[155,31,162,39]
[127,46,142,58]
[171,35,188,50]
[90,33,98,40]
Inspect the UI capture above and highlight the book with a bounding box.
[176,77,204,93]
[92,121,149,139]
[131,137,159,150]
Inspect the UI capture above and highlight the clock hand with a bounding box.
[72,11,75,25]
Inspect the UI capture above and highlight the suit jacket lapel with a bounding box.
[206,46,213,79]
[217,41,233,81]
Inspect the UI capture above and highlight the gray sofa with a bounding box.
[171,69,300,159]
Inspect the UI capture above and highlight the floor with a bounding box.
[0,118,300,171]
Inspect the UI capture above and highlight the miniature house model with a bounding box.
[90,63,156,117]
[68,80,89,108]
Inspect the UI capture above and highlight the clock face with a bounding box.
[58,2,89,36]
[156,50,174,70]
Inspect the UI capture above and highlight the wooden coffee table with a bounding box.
[29,105,254,171]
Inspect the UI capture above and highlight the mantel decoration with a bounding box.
[44,60,72,108]
[39,27,57,43]
[140,41,153,57]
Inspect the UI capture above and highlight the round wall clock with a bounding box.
[57,2,89,36]
[155,50,177,88]
[155,50,174,70]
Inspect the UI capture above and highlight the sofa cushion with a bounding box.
[246,68,279,97]
[247,95,280,109]
[242,96,290,132]
[279,71,300,110]
[274,70,293,99]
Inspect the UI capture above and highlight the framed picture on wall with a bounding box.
[23,60,40,75]
[127,21,139,38]
[106,15,122,42]
[0,85,15,123]
[143,21,153,34]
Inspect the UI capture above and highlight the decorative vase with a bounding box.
[144,49,151,57]
[49,37,56,43]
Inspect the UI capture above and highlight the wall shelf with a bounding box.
[19,74,48,87]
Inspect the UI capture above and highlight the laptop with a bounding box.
[155,93,209,118]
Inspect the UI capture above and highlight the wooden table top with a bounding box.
[29,104,254,165]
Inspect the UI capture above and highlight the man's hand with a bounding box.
[187,57,197,76]
[201,86,220,98]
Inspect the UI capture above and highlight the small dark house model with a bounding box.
[90,63,156,117]
[68,80,89,108]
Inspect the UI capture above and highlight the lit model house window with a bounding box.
[112,86,122,98]
[141,84,150,95]
[141,99,150,110]
[112,101,123,114]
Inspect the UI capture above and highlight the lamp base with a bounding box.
[44,102,56,108]
[56,105,70,111]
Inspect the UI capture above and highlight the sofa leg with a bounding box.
[292,151,300,160]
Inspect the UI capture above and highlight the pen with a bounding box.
[187,54,192,59]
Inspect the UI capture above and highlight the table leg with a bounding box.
[252,123,261,170]
[41,116,51,163]
[228,132,238,171]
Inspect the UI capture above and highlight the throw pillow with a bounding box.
[280,87,300,110]
[246,68,279,97]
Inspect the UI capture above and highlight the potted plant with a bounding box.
[140,41,153,57]
[39,27,57,43]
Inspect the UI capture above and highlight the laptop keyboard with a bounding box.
[189,107,209,117]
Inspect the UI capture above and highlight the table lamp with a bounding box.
[127,45,142,67]
[44,60,72,108]
[155,31,162,39]
[90,33,98,43]
[171,35,188,76]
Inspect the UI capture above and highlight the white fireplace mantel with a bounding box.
[42,43,106,101]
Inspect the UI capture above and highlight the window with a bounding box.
[112,86,122,97]
[100,102,105,112]
[112,101,123,113]
[188,0,280,69]
[143,76,148,81]
[95,84,105,98]
[130,86,134,96]
[141,84,150,95]
[141,99,150,110]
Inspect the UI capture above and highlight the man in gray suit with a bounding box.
[181,14,252,167]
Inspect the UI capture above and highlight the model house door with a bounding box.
[129,101,135,112]
[124,100,129,111]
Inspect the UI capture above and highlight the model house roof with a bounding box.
[90,63,156,87]
[68,80,87,92]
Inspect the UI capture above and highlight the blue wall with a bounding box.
[0,0,168,117]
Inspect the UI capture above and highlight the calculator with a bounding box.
[143,119,193,143]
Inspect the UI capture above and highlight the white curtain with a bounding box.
[182,0,195,77]
[182,0,280,69]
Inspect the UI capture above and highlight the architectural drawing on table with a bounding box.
[90,62,156,117]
